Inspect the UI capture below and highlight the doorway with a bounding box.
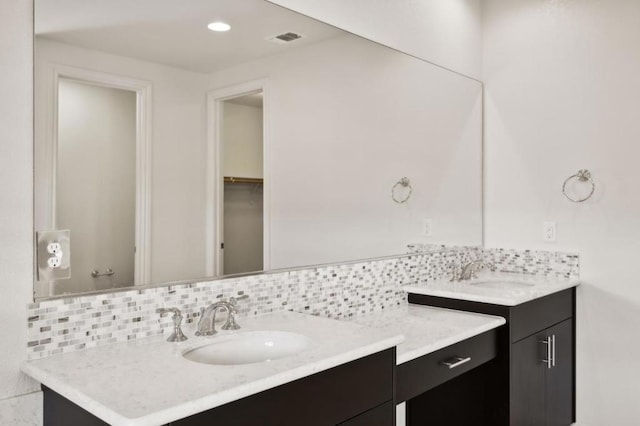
[207,80,269,276]
[34,65,151,298]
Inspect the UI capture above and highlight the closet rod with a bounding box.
[224,176,264,184]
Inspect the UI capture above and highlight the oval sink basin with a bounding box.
[183,331,313,366]
[470,280,535,289]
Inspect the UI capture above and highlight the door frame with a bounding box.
[205,79,270,276]
[42,64,152,285]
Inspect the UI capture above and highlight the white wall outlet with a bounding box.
[543,221,556,242]
[423,218,433,237]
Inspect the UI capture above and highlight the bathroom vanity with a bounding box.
[23,274,578,426]
[24,312,404,425]
[42,349,396,426]
[406,276,578,426]
[24,306,507,426]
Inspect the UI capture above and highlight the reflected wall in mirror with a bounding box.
[34,0,483,299]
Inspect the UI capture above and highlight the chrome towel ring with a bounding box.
[392,177,412,203]
[562,169,595,203]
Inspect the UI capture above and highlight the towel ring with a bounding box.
[562,169,595,203]
[392,177,412,204]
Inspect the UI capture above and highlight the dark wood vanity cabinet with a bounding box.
[43,348,396,426]
[512,318,573,426]
[408,288,576,426]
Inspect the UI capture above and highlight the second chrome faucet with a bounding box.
[196,296,245,336]
[450,260,495,282]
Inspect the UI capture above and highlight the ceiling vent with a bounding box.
[267,32,304,44]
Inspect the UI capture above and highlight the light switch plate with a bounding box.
[36,230,71,281]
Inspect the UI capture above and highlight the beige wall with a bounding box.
[0,0,41,421]
[222,102,264,179]
[57,80,136,293]
[483,1,640,424]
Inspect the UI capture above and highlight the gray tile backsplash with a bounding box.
[26,246,578,360]
[483,248,579,280]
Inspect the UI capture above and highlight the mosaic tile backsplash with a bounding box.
[483,248,580,280]
[26,246,577,360]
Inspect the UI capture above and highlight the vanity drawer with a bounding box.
[510,289,573,343]
[396,329,498,403]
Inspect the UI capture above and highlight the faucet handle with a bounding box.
[157,307,188,342]
[449,262,461,282]
[221,310,241,330]
[222,296,247,330]
[229,294,249,306]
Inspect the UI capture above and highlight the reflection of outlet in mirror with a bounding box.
[423,219,433,237]
[47,242,62,255]
[37,230,71,281]
[543,221,556,243]
[47,256,61,268]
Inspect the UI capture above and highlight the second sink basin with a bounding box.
[470,280,534,289]
[183,331,313,366]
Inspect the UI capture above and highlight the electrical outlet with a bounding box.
[423,219,433,237]
[543,221,556,242]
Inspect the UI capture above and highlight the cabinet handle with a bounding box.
[551,334,556,367]
[540,336,553,369]
[441,356,471,369]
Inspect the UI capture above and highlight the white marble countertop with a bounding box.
[351,305,506,364]
[22,311,403,426]
[404,273,580,306]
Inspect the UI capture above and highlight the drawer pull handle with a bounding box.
[441,356,472,369]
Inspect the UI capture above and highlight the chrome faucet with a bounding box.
[460,260,494,280]
[196,300,238,336]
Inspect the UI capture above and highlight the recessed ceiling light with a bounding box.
[208,22,231,32]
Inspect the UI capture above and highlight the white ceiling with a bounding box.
[35,0,345,73]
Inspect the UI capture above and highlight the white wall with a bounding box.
[483,1,640,424]
[0,0,41,420]
[222,102,264,179]
[268,0,483,80]
[57,81,136,292]
[35,39,210,287]
[208,34,482,270]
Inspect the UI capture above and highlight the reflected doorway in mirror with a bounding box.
[207,80,270,277]
[34,66,152,298]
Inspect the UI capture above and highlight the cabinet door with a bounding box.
[511,333,546,426]
[546,319,574,426]
[511,319,574,426]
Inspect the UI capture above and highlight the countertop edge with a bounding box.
[23,334,404,426]
[396,317,506,365]
[404,280,581,306]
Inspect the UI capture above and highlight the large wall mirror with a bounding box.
[34,0,483,299]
